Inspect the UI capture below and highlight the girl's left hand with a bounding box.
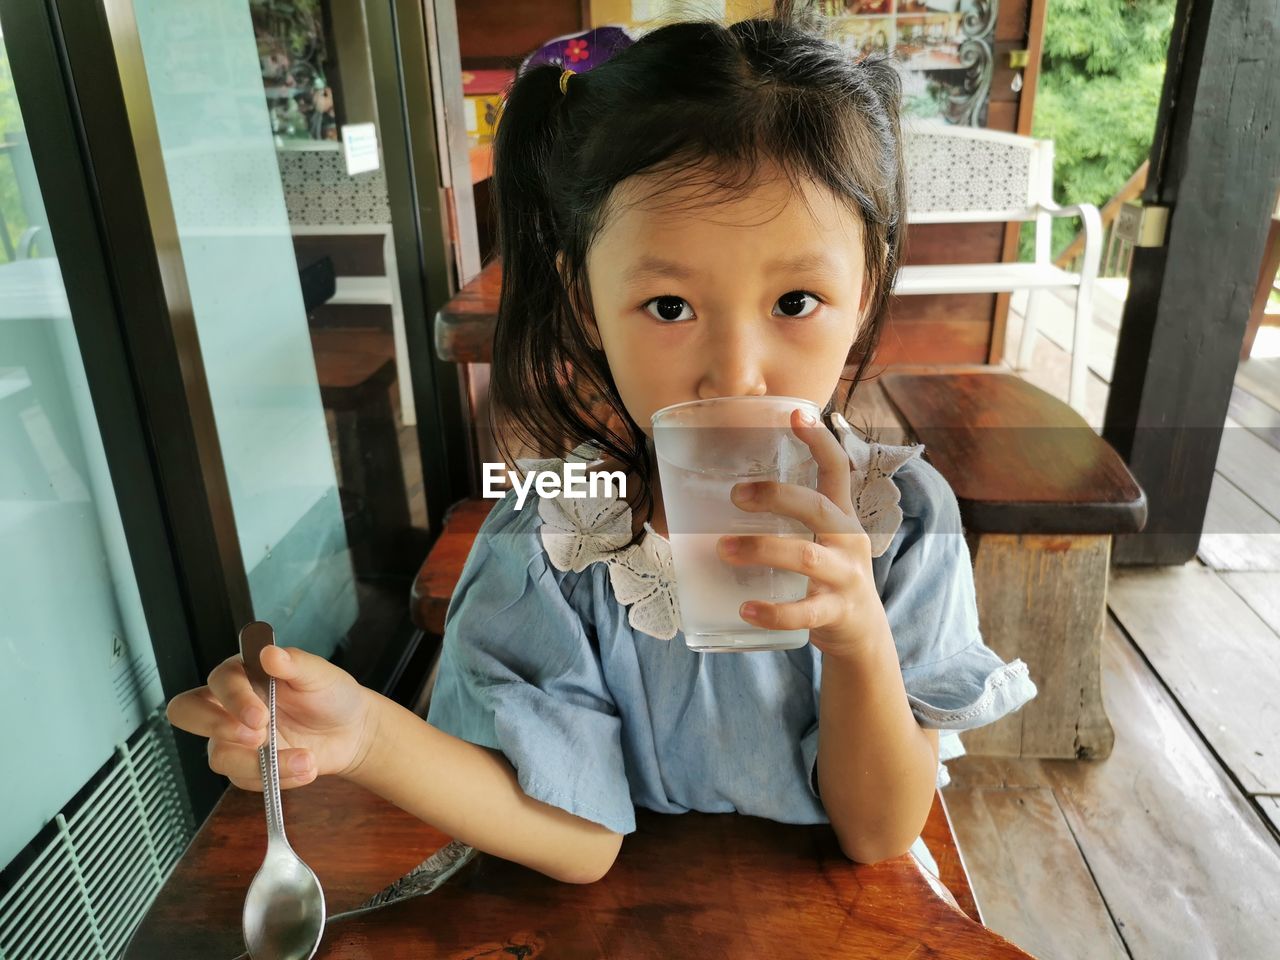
[716,407,889,662]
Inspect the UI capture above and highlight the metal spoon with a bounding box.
[238,621,326,960]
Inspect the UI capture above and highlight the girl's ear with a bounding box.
[556,250,604,351]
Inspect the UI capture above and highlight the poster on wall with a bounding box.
[589,0,996,127]
[821,0,996,125]
[251,0,342,143]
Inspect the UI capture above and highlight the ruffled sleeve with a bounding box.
[425,489,636,834]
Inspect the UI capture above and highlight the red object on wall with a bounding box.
[461,69,515,96]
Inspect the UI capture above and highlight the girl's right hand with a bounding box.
[166,645,376,792]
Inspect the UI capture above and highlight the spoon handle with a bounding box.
[239,621,288,847]
[262,674,288,846]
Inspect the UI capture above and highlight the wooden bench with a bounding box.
[879,369,1147,760]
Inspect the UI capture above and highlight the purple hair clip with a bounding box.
[518,25,637,77]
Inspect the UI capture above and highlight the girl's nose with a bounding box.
[696,331,768,400]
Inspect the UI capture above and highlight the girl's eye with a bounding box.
[773,291,821,319]
[642,291,822,324]
[643,296,695,324]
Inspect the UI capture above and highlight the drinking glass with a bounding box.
[651,396,821,653]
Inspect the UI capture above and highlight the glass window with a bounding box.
[130,0,433,662]
[0,23,164,871]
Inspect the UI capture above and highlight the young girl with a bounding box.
[166,2,1036,885]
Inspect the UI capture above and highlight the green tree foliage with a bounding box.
[1022,0,1175,259]
[0,47,28,262]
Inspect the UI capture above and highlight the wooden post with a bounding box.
[1102,0,1280,565]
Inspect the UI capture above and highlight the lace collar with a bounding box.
[513,415,924,641]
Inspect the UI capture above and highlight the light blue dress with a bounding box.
[427,426,1038,876]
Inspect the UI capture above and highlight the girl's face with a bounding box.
[581,161,869,439]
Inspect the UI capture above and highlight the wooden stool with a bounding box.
[881,371,1147,759]
[311,328,412,578]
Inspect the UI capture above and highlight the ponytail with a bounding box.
[490,65,582,459]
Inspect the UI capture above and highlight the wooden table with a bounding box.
[124,778,1036,959]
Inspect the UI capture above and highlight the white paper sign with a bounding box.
[341,122,381,176]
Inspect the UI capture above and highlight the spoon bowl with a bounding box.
[244,842,326,960]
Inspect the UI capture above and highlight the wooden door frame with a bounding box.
[990,0,1051,364]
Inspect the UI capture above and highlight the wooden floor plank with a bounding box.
[943,786,1127,960]
[1039,622,1280,959]
[1108,564,1280,793]
[1236,357,1280,414]
[1217,415,1280,522]
[1218,571,1280,638]
[948,619,1280,959]
[1228,384,1280,453]
[1197,471,1280,571]
[1259,796,1280,837]
[945,756,1051,792]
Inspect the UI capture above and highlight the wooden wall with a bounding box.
[457,0,587,68]
[455,0,1045,367]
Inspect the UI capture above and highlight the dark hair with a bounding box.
[490,0,907,541]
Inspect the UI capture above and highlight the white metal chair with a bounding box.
[278,148,418,426]
[897,121,1103,415]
